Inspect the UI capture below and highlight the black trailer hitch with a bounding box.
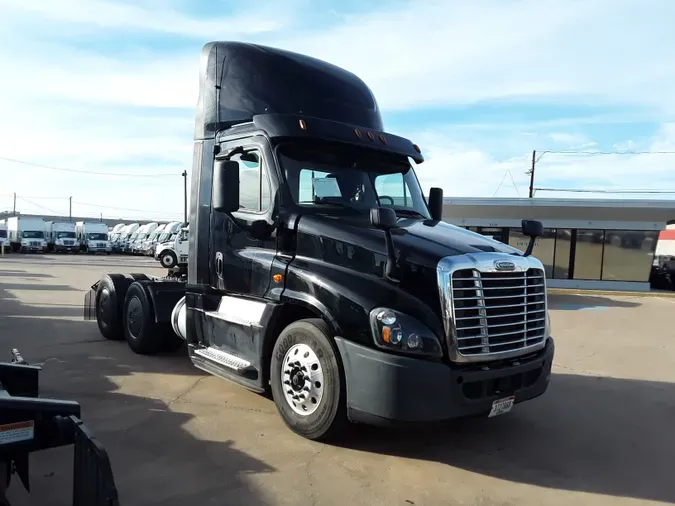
[0,349,120,505]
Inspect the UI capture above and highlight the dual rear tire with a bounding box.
[94,274,183,354]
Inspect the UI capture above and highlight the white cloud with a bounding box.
[0,0,288,38]
[1,0,675,220]
[412,123,675,199]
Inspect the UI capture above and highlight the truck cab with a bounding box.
[45,221,79,253]
[0,220,7,250]
[76,222,111,254]
[155,225,188,268]
[140,223,166,255]
[86,41,554,441]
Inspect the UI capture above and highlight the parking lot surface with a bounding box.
[1,254,673,506]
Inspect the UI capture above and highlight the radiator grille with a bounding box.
[450,268,546,357]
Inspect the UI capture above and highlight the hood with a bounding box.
[294,213,524,318]
[296,214,521,267]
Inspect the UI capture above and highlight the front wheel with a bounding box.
[159,250,177,269]
[270,319,347,441]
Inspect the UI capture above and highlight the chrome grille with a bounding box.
[451,268,546,357]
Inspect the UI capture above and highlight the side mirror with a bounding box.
[370,207,398,230]
[370,207,400,283]
[212,160,240,213]
[521,219,543,257]
[428,187,443,221]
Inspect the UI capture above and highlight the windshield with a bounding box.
[22,231,44,239]
[158,232,171,242]
[56,231,76,239]
[277,141,430,219]
[137,233,147,240]
[88,233,108,241]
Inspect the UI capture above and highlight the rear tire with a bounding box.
[270,318,348,441]
[95,274,132,341]
[122,282,168,355]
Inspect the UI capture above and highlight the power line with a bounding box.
[16,196,63,215]
[534,187,675,195]
[542,150,675,156]
[0,155,179,177]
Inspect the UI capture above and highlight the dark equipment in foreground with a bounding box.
[0,349,119,506]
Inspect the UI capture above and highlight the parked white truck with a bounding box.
[0,220,7,251]
[139,223,166,255]
[147,221,182,256]
[155,224,188,268]
[115,223,141,252]
[7,216,47,253]
[131,222,159,255]
[76,222,111,254]
[44,221,79,253]
[121,223,141,254]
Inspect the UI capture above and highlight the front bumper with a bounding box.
[54,245,79,252]
[335,337,554,425]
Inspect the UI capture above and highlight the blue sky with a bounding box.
[2,0,675,220]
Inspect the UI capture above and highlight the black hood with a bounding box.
[295,213,521,268]
[293,213,524,334]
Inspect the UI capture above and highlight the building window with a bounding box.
[508,228,555,277]
[554,229,572,279]
[601,230,659,282]
[574,229,605,280]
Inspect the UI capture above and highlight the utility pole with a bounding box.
[69,196,72,222]
[182,170,188,224]
[528,150,536,198]
[12,193,16,216]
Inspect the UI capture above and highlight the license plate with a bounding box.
[488,395,515,418]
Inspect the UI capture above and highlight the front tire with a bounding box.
[270,319,347,441]
[160,250,177,269]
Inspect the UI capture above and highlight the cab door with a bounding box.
[209,138,277,297]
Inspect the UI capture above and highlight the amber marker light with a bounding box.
[299,119,307,130]
[273,273,283,283]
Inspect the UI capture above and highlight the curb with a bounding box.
[548,288,675,298]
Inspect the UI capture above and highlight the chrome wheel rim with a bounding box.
[281,343,324,416]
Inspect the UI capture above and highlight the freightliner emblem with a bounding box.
[494,260,516,271]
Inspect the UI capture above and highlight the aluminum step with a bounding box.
[193,347,251,372]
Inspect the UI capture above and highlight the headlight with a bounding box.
[369,307,443,358]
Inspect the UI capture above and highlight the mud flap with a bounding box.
[72,416,120,506]
[83,283,99,321]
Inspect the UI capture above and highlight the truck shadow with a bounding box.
[0,289,275,506]
[548,293,641,310]
[0,270,54,278]
[339,372,673,504]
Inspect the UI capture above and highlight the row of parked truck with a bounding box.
[0,216,189,267]
[108,221,189,268]
[0,216,110,254]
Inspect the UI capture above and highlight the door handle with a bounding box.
[215,252,224,279]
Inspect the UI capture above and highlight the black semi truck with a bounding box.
[85,41,555,441]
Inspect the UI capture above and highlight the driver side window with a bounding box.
[374,173,413,208]
[230,150,271,213]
